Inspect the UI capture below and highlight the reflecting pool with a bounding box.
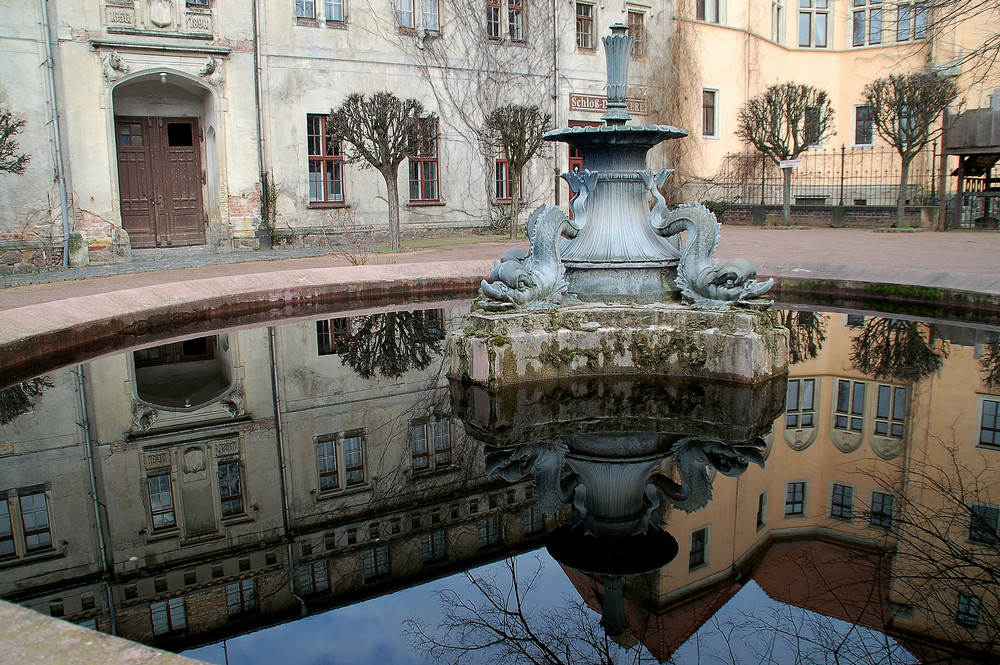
[1,305,999,664]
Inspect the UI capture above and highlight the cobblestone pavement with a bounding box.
[2,227,1000,312]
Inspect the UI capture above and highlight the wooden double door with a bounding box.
[115,116,206,248]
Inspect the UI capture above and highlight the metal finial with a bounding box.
[602,23,634,125]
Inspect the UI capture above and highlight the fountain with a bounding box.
[452,24,787,387]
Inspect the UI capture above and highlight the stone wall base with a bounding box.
[450,304,789,387]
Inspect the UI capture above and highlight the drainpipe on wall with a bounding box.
[252,0,268,189]
[40,0,71,267]
[551,0,560,207]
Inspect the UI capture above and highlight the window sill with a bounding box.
[221,513,255,527]
[145,527,181,544]
[324,20,349,30]
[0,546,65,570]
[702,134,720,140]
[575,47,597,54]
[295,17,319,26]
[852,143,874,149]
[407,200,445,207]
[308,202,350,209]
[313,484,371,502]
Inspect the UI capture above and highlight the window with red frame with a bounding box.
[308,114,344,204]
[409,118,439,202]
[495,159,522,201]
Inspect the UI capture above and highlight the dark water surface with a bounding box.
[2,304,999,664]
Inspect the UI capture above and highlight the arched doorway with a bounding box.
[112,72,213,247]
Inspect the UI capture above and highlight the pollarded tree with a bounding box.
[736,83,835,226]
[862,72,958,228]
[0,106,30,176]
[327,92,432,251]
[484,105,551,239]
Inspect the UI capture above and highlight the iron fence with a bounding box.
[699,145,938,208]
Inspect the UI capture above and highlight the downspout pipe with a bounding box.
[40,0,71,267]
[252,0,267,178]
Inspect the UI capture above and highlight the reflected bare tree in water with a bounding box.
[780,310,829,365]
[850,318,947,382]
[404,556,650,665]
[0,376,53,425]
[336,310,444,380]
[980,333,1000,391]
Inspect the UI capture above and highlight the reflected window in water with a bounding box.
[969,502,1000,544]
[421,530,446,563]
[297,560,329,596]
[478,514,500,548]
[225,579,258,616]
[523,505,543,535]
[957,592,982,628]
[363,544,389,581]
[315,431,367,493]
[870,490,894,528]
[218,461,245,517]
[874,384,906,437]
[316,317,350,356]
[835,379,866,431]
[785,377,816,428]
[133,335,232,410]
[831,483,854,519]
[150,596,186,636]
[689,527,708,570]
[980,398,1000,447]
[785,481,806,516]
[147,474,176,531]
[756,490,767,530]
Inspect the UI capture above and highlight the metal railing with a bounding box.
[700,144,938,208]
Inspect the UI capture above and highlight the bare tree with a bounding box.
[327,92,431,251]
[980,333,1000,391]
[922,0,1000,83]
[850,318,948,383]
[0,106,30,176]
[780,310,829,365]
[0,377,53,425]
[862,72,959,228]
[333,310,444,380]
[404,556,652,665]
[484,105,551,238]
[736,83,835,226]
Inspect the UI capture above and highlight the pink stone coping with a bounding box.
[0,261,492,386]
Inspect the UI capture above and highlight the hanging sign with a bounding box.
[779,159,802,169]
[570,93,648,115]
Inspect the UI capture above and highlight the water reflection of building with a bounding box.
[0,306,555,651]
[565,313,1000,662]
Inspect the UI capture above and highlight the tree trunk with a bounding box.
[383,168,401,251]
[896,158,911,229]
[782,167,792,226]
[509,167,522,240]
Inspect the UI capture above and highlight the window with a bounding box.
[785,481,806,516]
[226,579,258,616]
[627,10,644,57]
[957,593,981,628]
[785,378,816,428]
[0,500,15,558]
[696,0,720,23]
[689,527,708,569]
[852,0,882,46]
[398,0,415,28]
[147,474,176,531]
[495,159,522,202]
[835,380,866,432]
[218,461,244,517]
[363,544,389,580]
[831,483,853,519]
[17,492,52,553]
[415,308,445,340]
[805,105,823,146]
[187,0,210,6]
[487,0,502,39]
[325,0,345,22]
[423,0,439,31]
[874,385,906,437]
[575,3,594,50]
[702,89,718,138]
[798,0,828,48]
[411,418,452,471]
[409,118,439,203]
[307,115,344,204]
[523,505,543,534]
[771,0,785,43]
[316,317,350,355]
[871,491,893,527]
[855,106,874,145]
[896,2,927,42]
[315,432,366,492]
[756,490,767,529]
[508,0,524,42]
[298,560,329,595]
[478,514,500,548]
[979,399,1000,447]
[150,597,186,636]
[969,503,999,544]
[422,530,446,562]
[295,0,315,19]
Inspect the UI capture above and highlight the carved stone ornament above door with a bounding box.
[149,0,173,27]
